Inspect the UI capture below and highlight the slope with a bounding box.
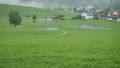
[0,4,77,18]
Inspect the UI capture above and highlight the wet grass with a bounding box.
[0,19,120,68]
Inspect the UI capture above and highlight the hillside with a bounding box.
[0,4,77,18]
[20,0,120,9]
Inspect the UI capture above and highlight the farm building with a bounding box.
[81,12,94,19]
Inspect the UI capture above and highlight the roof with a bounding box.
[82,12,94,16]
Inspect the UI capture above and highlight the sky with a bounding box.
[0,0,120,9]
[0,0,44,8]
[0,0,18,4]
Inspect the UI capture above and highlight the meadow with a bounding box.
[0,4,120,68]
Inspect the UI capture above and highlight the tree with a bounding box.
[73,7,77,12]
[8,11,22,27]
[32,14,37,22]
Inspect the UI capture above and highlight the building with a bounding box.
[108,10,120,17]
[81,12,94,19]
[107,10,120,21]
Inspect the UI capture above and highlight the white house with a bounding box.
[81,12,94,19]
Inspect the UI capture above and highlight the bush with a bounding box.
[72,15,82,20]
[26,15,30,18]
[32,14,37,22]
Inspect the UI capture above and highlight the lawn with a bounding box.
[0,4,120,68]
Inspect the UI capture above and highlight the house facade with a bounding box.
[81,12,94,19]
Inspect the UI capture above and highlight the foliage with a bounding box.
[32,14,37,19]
[8,11,22,27]
[32,14,37,22]
[72,15,82,20]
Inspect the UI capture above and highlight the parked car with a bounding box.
[106,16,113,21]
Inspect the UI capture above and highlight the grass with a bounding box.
[0,19,120,68]
[0,4,77,18]
[0,4,120,68]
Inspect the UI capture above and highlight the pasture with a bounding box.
[0,19,120,68]
[0,4,120,68]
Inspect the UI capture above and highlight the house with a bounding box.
[107,10,120,21]
[108,10,120,17]
[81,12,94,19]
[96,9,104,13]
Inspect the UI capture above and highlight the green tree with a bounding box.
[32,14,37,22]
[8,11,22,27]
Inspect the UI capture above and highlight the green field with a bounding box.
[0,4,120,68]
[0,4,77,19]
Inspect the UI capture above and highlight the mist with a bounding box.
[0,0,120,9]
[0,0,44,8]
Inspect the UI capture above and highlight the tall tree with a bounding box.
[8,11,22,27]
[32,14,37,22]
